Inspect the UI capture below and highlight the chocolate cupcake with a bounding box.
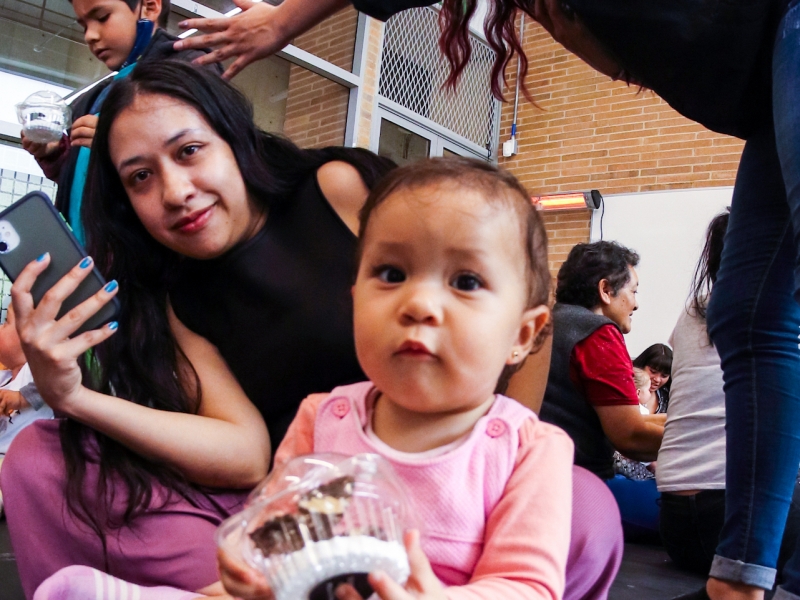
[217,454,412,600]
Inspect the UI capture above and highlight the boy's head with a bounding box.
[71,0,169,70]
[354,157,552,397]
[0,306,26,372]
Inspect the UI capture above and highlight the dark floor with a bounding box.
[0,519,24,600]
[0,517,709,600]
[609,541,706,599]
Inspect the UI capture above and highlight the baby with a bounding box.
[221,157,572,600]
[633,367,656,415]
[33,157,574,600]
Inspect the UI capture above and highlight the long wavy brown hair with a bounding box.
[439,0,529,100]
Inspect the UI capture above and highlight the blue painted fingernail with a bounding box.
[104,280,118,293]
[79,257,92,269]
[107,321,118,331]
[36,253,48,262]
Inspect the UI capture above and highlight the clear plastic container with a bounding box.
[217,453,413,600]
[16,91,71,144]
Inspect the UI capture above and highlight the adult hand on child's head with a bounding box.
[218,547,274,600]
[20,133,62,161]
[174,0,282,80]
[335,530,447,600]
[70,115,99,149]
[11,254,119,415]
[0,390,29,417]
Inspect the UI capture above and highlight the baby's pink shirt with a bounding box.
[274,390,574,600]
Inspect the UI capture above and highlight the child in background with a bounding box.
[634,367,657,415]
[21,0,218,243]
[613,369,656,481]
[0,306,53,517]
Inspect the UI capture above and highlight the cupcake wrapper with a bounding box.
[265,536,409,600]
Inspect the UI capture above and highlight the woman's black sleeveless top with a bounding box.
[169,173,365,452]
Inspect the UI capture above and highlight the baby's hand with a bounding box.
[217,547,274,600]
[0,390,29,417]
[335,530,447,600]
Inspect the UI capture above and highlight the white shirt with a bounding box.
[656,308,726,491]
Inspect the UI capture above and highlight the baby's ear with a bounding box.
[508,305,550,364]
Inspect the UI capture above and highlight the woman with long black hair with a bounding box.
[633,344,673,414]
[0,60,395,598]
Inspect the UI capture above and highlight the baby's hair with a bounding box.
[632,368,651,392]
[356,157,552,392]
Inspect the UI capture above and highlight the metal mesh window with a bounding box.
[0,169,57,322]
[379,7,499,155]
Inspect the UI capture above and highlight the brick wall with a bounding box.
[498,21,745,274]
[283,8,358,148]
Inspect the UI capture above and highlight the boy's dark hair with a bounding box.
[356,156,551,393]
[556,241,640,309]
[633,343,673,377]
[69,0,171,28]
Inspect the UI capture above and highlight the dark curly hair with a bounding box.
[555,241,640,309]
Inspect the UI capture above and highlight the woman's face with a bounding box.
[643,365,670,392]
[109,93,266,260]
[600,266,639,334]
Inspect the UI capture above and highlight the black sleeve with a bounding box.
[352,0,438,21]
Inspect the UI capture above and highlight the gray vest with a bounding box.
[540,303,619,480]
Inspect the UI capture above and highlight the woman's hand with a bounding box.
[335,531,446,600]
[174,0,350,80]
[218,547,274,600]
[11,254,118,414]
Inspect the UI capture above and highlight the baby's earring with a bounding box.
[512,351,519,360]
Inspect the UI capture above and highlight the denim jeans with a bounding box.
[661,491,727,575]
[660,486,800,581]
[706,2,800,593]
[606,475,660,541]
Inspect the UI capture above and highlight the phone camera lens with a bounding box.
[0,242,8,253]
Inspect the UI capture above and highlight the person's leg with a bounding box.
[756,10,800,598]
[1,420,248,598]
[33,566,204,600]
[705,15,800,592]
[564,466,624,600]
[660,491,726,575]
[605,475,660,540]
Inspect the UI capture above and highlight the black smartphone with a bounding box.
[0,191,120,335]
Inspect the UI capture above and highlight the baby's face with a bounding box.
[637,386,652,406]
[353,183,533,414]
